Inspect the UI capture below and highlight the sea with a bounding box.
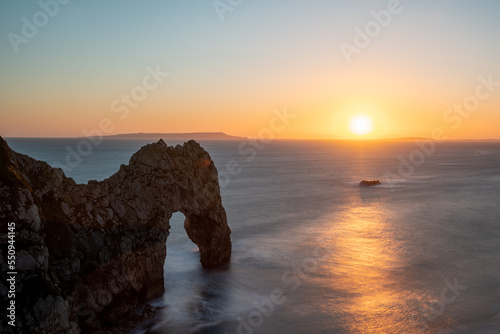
[5,138,500,334]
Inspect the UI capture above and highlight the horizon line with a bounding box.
[3,135,500,141]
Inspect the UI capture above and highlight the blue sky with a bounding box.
[1,0,499,138]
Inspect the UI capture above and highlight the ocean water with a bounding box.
[5,138,500,334]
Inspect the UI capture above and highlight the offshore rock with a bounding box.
[359,180,381,187]
[0,137,231,333]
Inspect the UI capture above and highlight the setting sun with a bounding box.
[349,115,373,136]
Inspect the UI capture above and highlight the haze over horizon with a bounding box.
[3,132,500,141]
[1,1,500,139]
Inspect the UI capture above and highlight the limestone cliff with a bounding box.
[0,137,231,333]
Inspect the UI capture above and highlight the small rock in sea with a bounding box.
[359,180,381,187]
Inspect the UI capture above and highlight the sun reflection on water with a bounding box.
[320,200,424,333]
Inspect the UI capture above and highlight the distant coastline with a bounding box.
[103,132,246,140]
[375,137,500,142]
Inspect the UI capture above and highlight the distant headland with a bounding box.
[104,132,246,140]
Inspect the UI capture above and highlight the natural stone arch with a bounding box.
[108,139,232,268]
[0,138,231,333]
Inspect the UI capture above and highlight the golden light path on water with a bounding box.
[313,194,447,334]
[331,203,406,333]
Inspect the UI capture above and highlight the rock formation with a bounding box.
[359,180,381,187]
[0,137,231,333]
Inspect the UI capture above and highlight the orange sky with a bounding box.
[1,1,499,139]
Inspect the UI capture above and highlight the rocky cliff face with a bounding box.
[0,137,231,333]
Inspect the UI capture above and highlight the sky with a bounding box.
[0,0,499,139]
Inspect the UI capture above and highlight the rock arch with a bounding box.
[0,138,231,333]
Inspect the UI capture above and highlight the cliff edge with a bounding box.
[0,137,231,333]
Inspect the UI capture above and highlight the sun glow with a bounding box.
[349,115,374,136]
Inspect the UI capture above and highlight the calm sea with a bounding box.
[5,138,500,334]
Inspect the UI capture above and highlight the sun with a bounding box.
[349,114,373,136]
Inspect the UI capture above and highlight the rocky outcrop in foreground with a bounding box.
[0,137,231,333]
